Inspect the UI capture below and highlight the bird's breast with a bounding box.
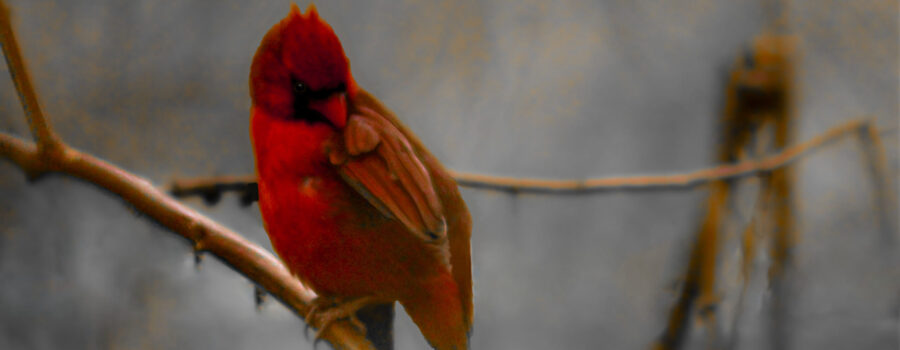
[297,176,322,197]
[257,172,447,298]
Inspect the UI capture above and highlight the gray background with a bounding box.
[0,0,897,349]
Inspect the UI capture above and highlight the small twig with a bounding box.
[856,121,899,243]
[169,119,871,199]
[0,1,60,152]
[652,244,699,350]
[170,174,258,206]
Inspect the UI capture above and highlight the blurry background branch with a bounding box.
[0,2,373,349]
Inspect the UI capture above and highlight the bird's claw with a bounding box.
[304,296,373,342]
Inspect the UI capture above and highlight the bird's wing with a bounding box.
[340,90,473,330]
[329,104,449,252]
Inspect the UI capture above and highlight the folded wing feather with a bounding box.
[335,107,448,246]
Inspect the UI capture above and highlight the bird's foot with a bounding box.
[305,296,388,341]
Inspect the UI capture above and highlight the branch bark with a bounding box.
[0,134,375,350]
[0,2,373,349]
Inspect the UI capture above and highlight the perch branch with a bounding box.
[0,135,375,350]
[0,2,373,349]
[170,118,876,199]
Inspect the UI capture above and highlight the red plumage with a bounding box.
[249,5,472,349]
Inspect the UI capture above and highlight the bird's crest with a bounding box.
[285,3,326,30]
[250,2,354,118]
[278,2,350,89]
[288,3,320,21]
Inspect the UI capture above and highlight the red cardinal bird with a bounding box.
[249,4,472,349]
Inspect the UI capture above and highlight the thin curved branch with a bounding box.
[0,1,373,348]
[452,119,867,193]
[170,119,877,199]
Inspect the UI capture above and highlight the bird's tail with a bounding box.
[400,274,469,350]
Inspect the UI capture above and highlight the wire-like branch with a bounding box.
[453,119,868,192]
[170,119,875,199]
[0,2,372,349]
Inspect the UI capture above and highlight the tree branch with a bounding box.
[0,2,373,348]
[170,119,880,199]
[0,133,375,349]
[0,1,61,152]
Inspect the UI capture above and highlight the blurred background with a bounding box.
[0,0,897,349]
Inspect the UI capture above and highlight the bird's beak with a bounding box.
[309,93,347,128]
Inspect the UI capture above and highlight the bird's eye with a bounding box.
[293,81,308,95]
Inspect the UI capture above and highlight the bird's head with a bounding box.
[250,3,355,128]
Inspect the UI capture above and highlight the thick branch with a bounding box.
[0,132,374,350]
[170,119,873,198]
